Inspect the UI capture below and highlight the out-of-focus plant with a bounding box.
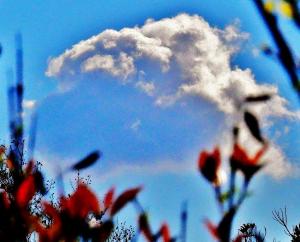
[107,222,134,242]
[138,209,175,242]
[234,223,266,242]
[253,0,300,96]
[263,0,300,28]
[0,35,146,242]
[198,94,271,242]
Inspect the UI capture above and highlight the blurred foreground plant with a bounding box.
[0,36,150,242]
[198,94,270,242]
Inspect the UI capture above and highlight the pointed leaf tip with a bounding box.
[245,94,271,103]
[72,151,101,171]
[244,111,264,143]
[104,187,115,209]
[110,186,142,216]
[160,223,171,242]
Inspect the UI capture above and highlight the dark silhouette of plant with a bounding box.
[234,223,266,242]
[0,36,142,242]
[253,0,300,96]
[107,222,134,242]
[272,207,300,241]
[291,224,300,242]
[0,35,176,242]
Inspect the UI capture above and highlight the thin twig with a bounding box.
[272,207,293,237]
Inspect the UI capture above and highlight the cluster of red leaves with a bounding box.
[0,145,147,241]
[0,147,175,242]
[230,143,268,182]
[0,155,46,241]
[199,142,268,186]
[35,183,104,242]
[198,142,268,242]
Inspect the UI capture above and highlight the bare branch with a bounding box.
[272,207,293,237]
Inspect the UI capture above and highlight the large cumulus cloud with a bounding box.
[46,13,300,179]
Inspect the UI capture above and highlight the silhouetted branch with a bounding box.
[289,0,300,29]
[272,207,293,237]
[253,0,300,96]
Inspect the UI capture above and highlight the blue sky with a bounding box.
[1,0,300,241]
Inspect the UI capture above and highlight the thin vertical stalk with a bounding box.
[237,179,250,208]
[228,169,236,210]
[214,185,224,214]
[180,201,188,242]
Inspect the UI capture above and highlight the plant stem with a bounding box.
[237,179,249,208]
[228,169,236,210]
[214,185,224,214]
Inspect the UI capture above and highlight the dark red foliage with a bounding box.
[198,147,221,185]
[204,219,219,240]
[160,223,171,242]
[16,175,36,208]
[230,143,267,181]
[60,183,100,218]
[104,187,115,210]
[110,186,142,216]
[36,202,62,242]
[93,220,114,242]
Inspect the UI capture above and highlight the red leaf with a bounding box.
[25,159,34,175]
[160,223,171,242]
[37,202,62,242]
[253,144,268,163]
[63,183,100,218]
[198,147,221,185]
[0,191,10,209]
[231,144,250,166]
[110,187,142,216]
[230,143,267,181]
[104,187,115,210]
[204,219,219,240]
[16,175,36,208]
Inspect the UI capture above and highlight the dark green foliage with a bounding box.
[237,223,265,242]
[292,224,300,242]
[107,222,135,242]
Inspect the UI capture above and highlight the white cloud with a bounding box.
[135,81,155,96]
[130,119,141,132]
[46,13,300,179]
[35,150,195,185]
[46,14,296,118]
[218,123,299,180]
[82,52,135,79]
[263,144,300,179]
[23,99,36,109]
[89,159,195,183]
[22,99,37,118]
